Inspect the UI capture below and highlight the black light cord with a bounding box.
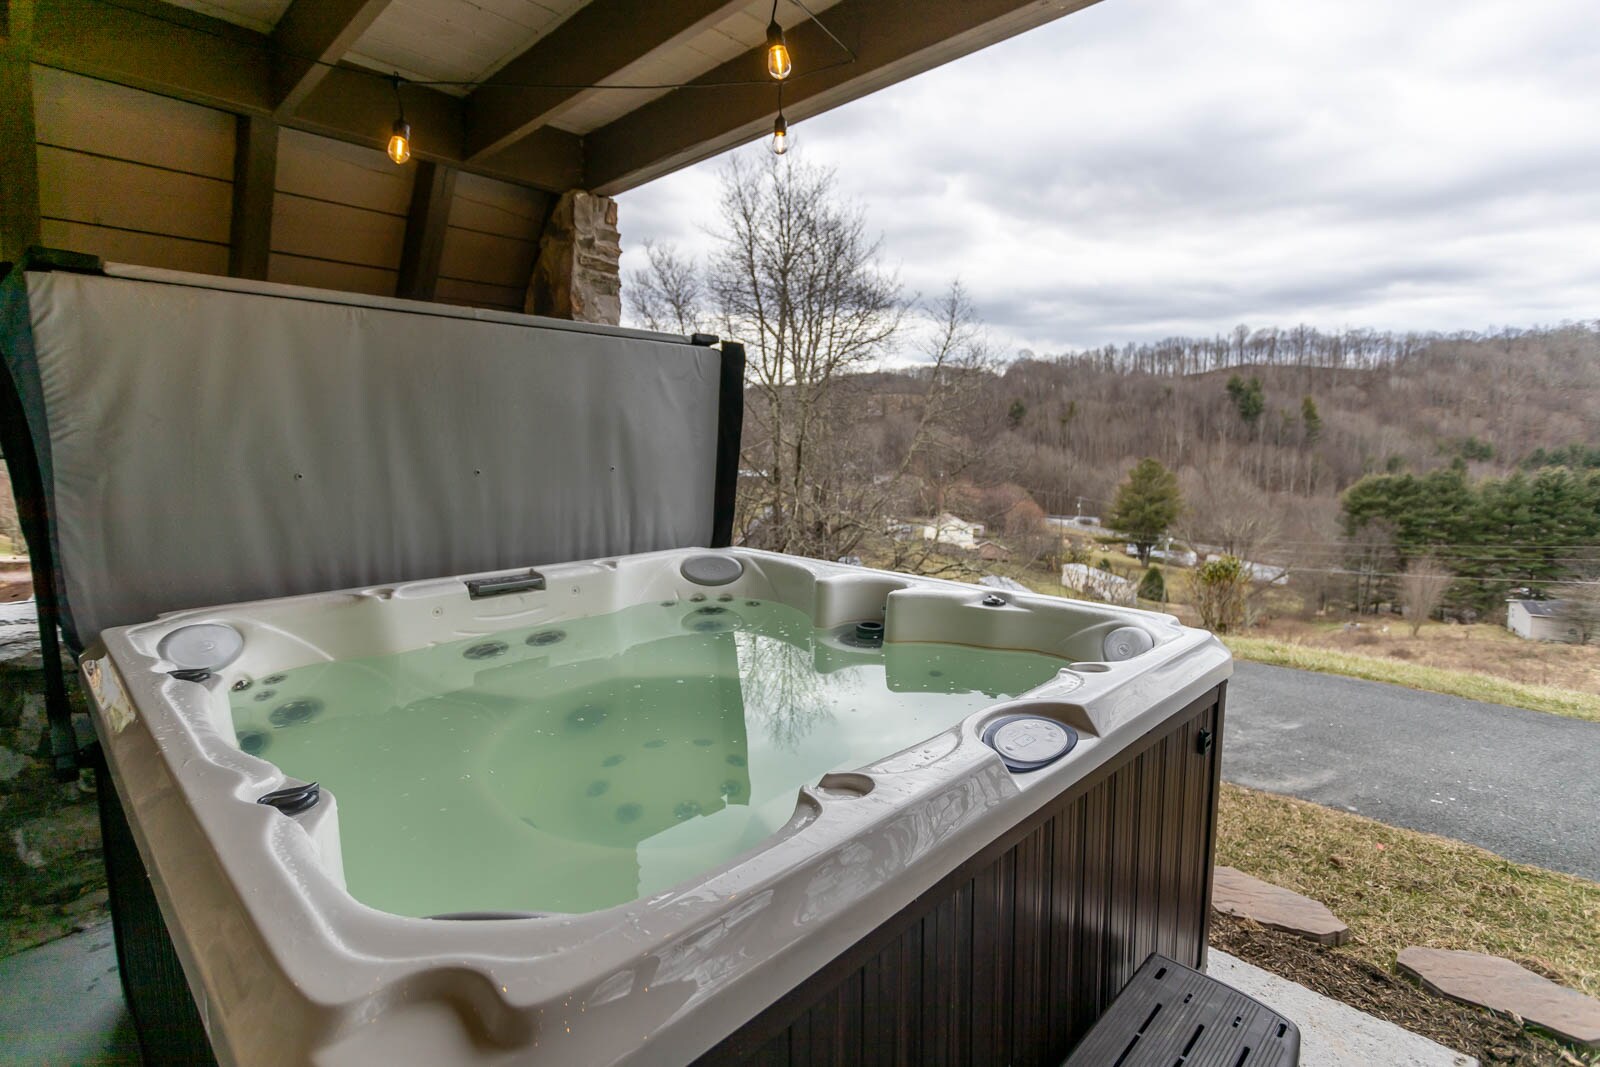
[85,0,857,93]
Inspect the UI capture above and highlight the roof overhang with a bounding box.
[28,0,1103,195]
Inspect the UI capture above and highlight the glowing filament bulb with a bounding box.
[770,113,789,156]
[765,21,791,80]
[388,119,412,164]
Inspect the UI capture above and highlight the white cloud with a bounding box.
[618,0,1600,353]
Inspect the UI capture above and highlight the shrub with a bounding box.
[1137,566,1166,602]
[1194,555,1249,633]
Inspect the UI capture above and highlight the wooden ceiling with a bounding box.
[24,0,1101,195]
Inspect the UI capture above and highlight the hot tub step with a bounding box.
[1063,952,1301,1067]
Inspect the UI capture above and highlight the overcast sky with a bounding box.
[616,0,1600,356]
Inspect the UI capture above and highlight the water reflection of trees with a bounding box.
[734,631,833,751]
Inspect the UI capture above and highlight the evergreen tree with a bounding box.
[1341,467,1600,612]
[1225,375,1265,428]
[1300,395,1322,443]
[1108,458,1182,564]
[1137,565,1166,602]
[1007,399,1027,428]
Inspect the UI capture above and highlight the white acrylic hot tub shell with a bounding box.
[82,547,1229,1066]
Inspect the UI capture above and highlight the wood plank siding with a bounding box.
[33,66,233,274]
[699,686,1226,1067]
[28,67,547,308]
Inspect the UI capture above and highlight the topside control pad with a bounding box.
[982,715,1078,772]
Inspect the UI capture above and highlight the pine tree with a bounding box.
[1225,375,1265,428]
[1107,458,1182,564]
[1301,395,1322,443]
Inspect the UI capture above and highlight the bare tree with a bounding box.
[626,240,702,335]
[1398,555,1452,636]
[1556,560,1600,645]
[1177,459,1279,562]
[629,152,998,564]
[707,153,906,558]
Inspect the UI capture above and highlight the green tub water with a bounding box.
[229,598,1065,917]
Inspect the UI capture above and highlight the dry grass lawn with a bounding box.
[1253,619,1600,692]
[1218,783,1600,1000]
[1225,633,1600,721]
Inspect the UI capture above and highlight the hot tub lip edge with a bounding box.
[82,547,1232,1065]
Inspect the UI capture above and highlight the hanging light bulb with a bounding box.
[387,119,412,164]
[765,19,792,80]
[387,75,411,164]
[770,112,789,156]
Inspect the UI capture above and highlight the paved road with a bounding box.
[1221,661,1600,882]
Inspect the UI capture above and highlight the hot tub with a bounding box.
[81,546,1229,1065]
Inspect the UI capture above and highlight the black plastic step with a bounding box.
[1063,953,1301,1067]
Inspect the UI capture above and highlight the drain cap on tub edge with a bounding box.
[982,714,1078,773]
[157,623,245,671]
[680,554,744,586]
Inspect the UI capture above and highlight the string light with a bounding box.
[765,20,791,80]
[770,77,790,156]
[387,75,411,164]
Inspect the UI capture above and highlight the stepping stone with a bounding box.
[1211,865,1350,945]
[1397,947,1600,1049]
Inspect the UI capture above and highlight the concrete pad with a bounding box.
[1208,950,1477,1067]
[0,924,139,1066]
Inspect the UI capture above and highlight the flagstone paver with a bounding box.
[1212,865,1351,945]
[1397,947,1600,1049]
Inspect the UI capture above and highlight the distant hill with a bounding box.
[844,322,1600,575]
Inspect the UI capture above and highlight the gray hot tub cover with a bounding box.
[0,251,743,654]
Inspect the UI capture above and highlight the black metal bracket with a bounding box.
[1196,728,1215,755]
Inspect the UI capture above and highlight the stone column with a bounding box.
[525,190,622,325]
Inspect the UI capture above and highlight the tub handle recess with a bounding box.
[466,570,546,599]
[258,781,320,815]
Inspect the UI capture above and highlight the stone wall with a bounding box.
[524,190,622,325]
[0,607,106,959]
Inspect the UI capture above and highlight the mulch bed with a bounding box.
[1212,914,1583,1065]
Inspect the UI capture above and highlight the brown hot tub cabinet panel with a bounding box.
[701,685,1225,1067]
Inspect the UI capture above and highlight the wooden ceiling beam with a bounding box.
[463,0,746,163]
[228,114,277,279]
[396,160,455,300]
[584,0,1102,196]
[270,0,394,119]
[28,0,582,192]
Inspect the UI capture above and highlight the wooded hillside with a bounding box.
[851,322,1600,615]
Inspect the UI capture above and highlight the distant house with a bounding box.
[976,540,1010,562]
[1061,563,1136,605]
[920,513,985,550]
[1506,599,1577,642]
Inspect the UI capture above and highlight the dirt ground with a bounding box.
[1247,618,1600,693]
[0,566,31,604]
[1211,915,1583,1065]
